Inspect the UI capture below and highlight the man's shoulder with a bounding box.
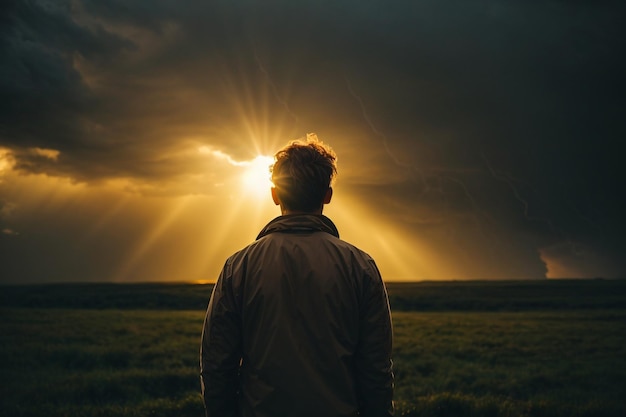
[221,236,274,267]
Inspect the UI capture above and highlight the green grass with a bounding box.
[2,306,625,416]
[0,309,204,417]
[392,310,626,416]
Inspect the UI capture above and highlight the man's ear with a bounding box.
[323,187,333,204]
[271,187,281,206]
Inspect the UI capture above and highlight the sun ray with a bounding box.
[79,194,132,244]
[327,192,459,280]
[113,196,192,282]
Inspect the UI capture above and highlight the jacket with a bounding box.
[200,214,394,417]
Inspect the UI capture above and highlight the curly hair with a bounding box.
[270,133,337,212]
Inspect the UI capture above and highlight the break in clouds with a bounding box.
[1,0,625,282]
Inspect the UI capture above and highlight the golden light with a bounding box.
[0,147,14,174]
[241,155,274,198]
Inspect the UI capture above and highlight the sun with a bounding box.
[241,155,274,198]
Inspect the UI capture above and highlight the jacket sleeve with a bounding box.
[200,261,242,417]
[355,260,394,417]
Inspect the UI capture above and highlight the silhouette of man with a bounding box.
[200,134,394,417]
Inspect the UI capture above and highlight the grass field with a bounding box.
[1,280,625,416]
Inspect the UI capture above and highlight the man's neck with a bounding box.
[281,208,323,216]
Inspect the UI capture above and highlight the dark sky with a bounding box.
[1,0,625,283]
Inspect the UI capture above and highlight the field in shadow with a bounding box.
[1,279,625,416]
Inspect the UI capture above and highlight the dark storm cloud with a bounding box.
[0,0,240,182]
[0,0,134,136]
[1,0,625,279]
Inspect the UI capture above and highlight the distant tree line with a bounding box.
[1,280,625,311]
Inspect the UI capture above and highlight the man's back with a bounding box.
[200,135,393,417]
[201,214,393,417]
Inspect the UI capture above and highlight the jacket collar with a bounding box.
[256,214,340,240]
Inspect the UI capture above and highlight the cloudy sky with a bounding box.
[1,0,625,283]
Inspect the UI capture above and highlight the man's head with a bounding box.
[270,133,337,214]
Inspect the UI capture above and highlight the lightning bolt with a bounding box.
[344,77,411,169]
[345,74,437,193]
[344,71,599,278]
[253,46,300,132]
[344,73,501,262]
[481,152,556,232]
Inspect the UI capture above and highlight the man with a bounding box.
[200,134,394,417]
